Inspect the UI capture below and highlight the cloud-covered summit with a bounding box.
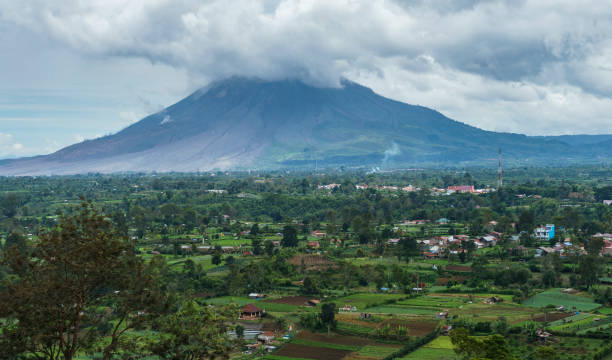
[4,0,609,89]
[1,0,612,157]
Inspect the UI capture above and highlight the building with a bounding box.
[248,293,266,299]
[387,238,400,245]
[311,230,327,238]
[241,304,263,320]
[535,224,555,241]
[307,241,320,249]
[448,185,475,193]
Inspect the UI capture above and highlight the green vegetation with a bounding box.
[524,289,601,311]
[1,167,612,359]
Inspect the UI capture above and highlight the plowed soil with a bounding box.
[274,343,351,360]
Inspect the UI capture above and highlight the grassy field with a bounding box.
[367,305,440,315]
[334,293,406,310]
[400,336,455,360]
[523,289,600,311]
[205,296,253,306]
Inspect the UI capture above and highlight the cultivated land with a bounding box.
[2,166,612,359]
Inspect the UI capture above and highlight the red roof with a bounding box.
[242,303,263,313]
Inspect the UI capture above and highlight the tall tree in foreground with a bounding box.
[0,202,165,360]
[150,300,238,359]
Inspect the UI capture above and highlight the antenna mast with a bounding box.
[497,148,503,189]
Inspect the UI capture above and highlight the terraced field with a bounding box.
[268,331,402,360]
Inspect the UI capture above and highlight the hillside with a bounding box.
[0,77,610,175]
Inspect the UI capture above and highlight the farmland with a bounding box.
[2,168,612,359]
[524,289,601,311]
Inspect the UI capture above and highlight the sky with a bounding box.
[1,0,612,158]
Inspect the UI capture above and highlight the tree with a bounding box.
[252,238,263,255]
[450,328,514,360]
[250,223,260,236]
[587,237,605,255]
[3,231,26,254]
[150,300,238,359]
[281,225,298,247]
[0,202,164,360]
[320,302,337,336]
[302,277,319,295]
[399,236,418,261]
[212,251,222,265]
[264,240,275,256]
[450,328,480,359]
[578,255,602,289]
[0,193,19,218]
[517,210,536,233]
[535,346,556,360]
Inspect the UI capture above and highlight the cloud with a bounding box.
[0,0,612,137]
[0,133,25,158]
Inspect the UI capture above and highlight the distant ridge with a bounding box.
[1,77,612,175]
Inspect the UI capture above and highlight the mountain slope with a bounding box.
[0,77,610,175]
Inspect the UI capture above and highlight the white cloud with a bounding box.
[0,0,611,140]
[0,133,25,158]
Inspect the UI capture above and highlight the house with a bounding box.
[248,293,266,299]
[307,241,320,249]
[436,311,449,319]
[306,299,321,306]
[311,230,327,238]
[388,238,400,245]
[318,183,341,190]
[480,235,498,246]
[486,296,502,304]
[536,329,551,343]
[241,303,263,320]
[535,224,555,241]
[257,331,275,344]
[436,218,449,224]
[603,200,612,205]
[423,251,439,259]
[448,185,475,193]
[442,325,453,335]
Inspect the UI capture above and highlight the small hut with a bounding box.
[241,303,263,320]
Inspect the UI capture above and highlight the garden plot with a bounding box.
[400,336,455,360]
[269,331,401,360]
[524,289,600,311]
[335,293,406,310]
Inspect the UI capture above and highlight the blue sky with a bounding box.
[1,0,612,158]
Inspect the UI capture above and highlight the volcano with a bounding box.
[1,77,611,175]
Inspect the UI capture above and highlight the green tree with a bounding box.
[535,346,556,360]
[252,238,263,255]
[250,223,260,235]
[302,277,319,295]
[0,193,19,218]
[264,240,275,256]
[0,202,164,360]
[212,251,222,265]
[281,225,298,247]
[517,210,536,233]
[150,300,238,359]
[320,302,337,336]
[578,255,602,288]
[3,231,26,254]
